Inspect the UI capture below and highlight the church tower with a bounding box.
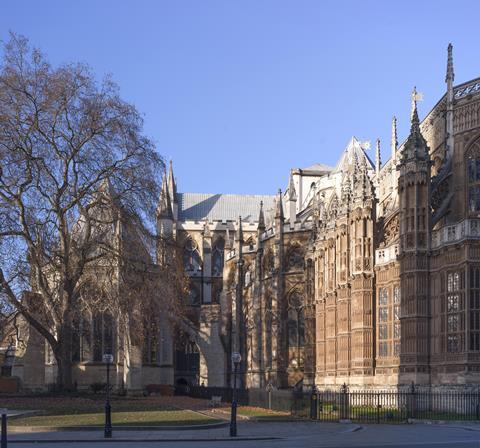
[397,88,432,385]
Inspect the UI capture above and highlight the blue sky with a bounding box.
[1,1,479,194]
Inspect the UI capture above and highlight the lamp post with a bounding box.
[230,351,241,437]
[102,354,114,438]
[1,408,7,448]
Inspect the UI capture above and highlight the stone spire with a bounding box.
[411,86,420,126]
[167,160,177,200]
[445,43,455,160]
[257,200,265,231]
[157,171,173,219]
[402,87,429,163]
[391,116,398,164]
[375,138,381,177]
[275,189,284,220]
[445,43,454,84]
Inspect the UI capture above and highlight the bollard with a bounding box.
[1,408,7,448]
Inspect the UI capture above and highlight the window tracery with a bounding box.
[212,238,224,277]
[446,271,463,352]
[183,238,202,272]
[467,139,480,213]
[287,292,305,350]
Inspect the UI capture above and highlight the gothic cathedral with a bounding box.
[158,44,480,391]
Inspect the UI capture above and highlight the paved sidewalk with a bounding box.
[5,420,357,443]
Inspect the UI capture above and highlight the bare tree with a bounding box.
[0,33,164,390]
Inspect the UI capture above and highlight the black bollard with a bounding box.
[1,409,7,448]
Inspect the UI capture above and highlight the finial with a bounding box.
[258,201,265,230]
[375,138,381,176]
[391,116,398,162]
[203,218,211,237]
[235,215,243,242]
[275,188,284,219]
[288,170,297,201]
[410,87,422,127]
[446,43,454,83]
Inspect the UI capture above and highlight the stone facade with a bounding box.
[6,45,480,392]
[164,45,480,390]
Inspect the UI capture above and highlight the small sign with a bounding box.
[0,409,7,415]
[266,382,274,392]
[102,354,114,364]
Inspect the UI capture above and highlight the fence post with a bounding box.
[310,386,318,420]
[1,409,7,448]
[408,382,416,420]
[340,383,349,420]
[376,393,380,424]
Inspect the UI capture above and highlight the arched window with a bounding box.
[287,292,305,349]
[286,244,304,271]
[245,237,255,251]
[467,139,480,213]
[183,238,202,272]
[92,311,115,362]
[212,238,225,277]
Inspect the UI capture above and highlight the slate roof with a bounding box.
[177,192,276,223]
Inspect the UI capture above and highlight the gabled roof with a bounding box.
[334,136,375,173]
[177,192,276,223]
[302,163,333,173]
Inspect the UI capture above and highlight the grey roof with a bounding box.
[303,163,333,172]
[177,192,276,223]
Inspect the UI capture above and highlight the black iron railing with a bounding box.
[189,384,480,423]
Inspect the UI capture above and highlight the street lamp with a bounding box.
[102,353,114,438]
[230,351,241,437]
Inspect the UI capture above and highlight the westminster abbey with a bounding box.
[159,43,480,391]
[6,44,480,392]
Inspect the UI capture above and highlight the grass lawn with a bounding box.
[11,409,219,427]
[236,406,291,420]
[1,395,221,427]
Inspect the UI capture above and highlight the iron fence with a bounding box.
[313,385,480,423]
[189,384,480,423]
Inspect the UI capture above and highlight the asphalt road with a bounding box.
[7,422,480,448]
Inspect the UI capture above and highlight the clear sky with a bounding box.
[1,1,479,195]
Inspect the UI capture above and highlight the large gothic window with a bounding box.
[467,140,480,213]
[92,311,115,362]
[212,238,225,277]
[287,292,305,350]
[470,266,480,351]
[446,271,463,352]
[183,238,202,272]
[378,288,389,357]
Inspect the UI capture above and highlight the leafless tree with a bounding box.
[0,33,166,389]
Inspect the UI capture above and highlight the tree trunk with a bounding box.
[54,326,74,391]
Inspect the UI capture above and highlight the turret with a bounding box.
[397,88,431,384]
